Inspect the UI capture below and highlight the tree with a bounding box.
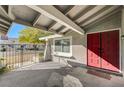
[18,27,53,44]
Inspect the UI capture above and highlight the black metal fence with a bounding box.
[0,44,45,69]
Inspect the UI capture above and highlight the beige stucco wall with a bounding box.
[50,31,87,65]
[65,31,87,65]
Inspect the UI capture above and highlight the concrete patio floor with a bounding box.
[0,62,124,87]
[67,67,124,87]
[0,62,66,87]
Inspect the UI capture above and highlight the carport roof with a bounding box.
[0,5,122,35]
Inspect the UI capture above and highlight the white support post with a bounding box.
[43,39,48,61]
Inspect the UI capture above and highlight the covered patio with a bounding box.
[0,5,124,87]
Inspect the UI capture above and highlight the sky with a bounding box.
[7,23,27,38]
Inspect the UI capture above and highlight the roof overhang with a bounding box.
[39,34,63,40]
[0,5,122,35]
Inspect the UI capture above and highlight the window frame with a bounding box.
[53,36,72,57]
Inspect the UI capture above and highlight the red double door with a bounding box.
[87,30,119,72]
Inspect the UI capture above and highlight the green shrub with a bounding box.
[0,45,6,52]
[39,52,44,57]
[0,58,4,61]
[0,58,10,74]
[0,66,10,74]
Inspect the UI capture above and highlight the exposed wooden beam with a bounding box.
[79,6,113,25]
[82,6,121,27]
[0,5,15,20]
[56,26,65,32]
[48,29,58,33]
[0,20,10,27]
[0,23,9,29]
[0,6,8,17]
[61,5,91,33]
[34,24,48,31]
[14,19,32,26]
[33,13,41,26]
[27,5,85,35]
[64,5,75,15]
[8,5,15,20]
[58,27,69,34]
[0,25,8,30]
[76,5,106,23]
[0,16,11,25]
[48,6,76,31]
[72,5,96,21]
[63,29,70,35]
[47,21,57,30]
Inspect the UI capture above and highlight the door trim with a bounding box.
[87,28,121,73]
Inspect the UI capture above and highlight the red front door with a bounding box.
[87,30,120,72]
[87,33,101,68]
[101,30,119,72]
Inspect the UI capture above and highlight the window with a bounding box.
[55,40,62,52]
[53,36,72,57]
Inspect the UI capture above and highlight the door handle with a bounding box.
[101,49,104,53]
[98,48,101,52]
[98,48,104,53]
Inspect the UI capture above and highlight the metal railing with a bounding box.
[0,44,45,69]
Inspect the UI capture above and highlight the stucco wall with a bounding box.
[50,11,122,68]
[65,31,87,65]
[51,31,87,65]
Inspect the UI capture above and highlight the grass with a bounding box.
[0,64,10,74]
[39,52,44,57]
[0,58,10,74]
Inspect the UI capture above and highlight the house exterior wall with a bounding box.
[85,11,122,71]
[50,11,123,71]
[50,32,87,65]
[65,31,87,65]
